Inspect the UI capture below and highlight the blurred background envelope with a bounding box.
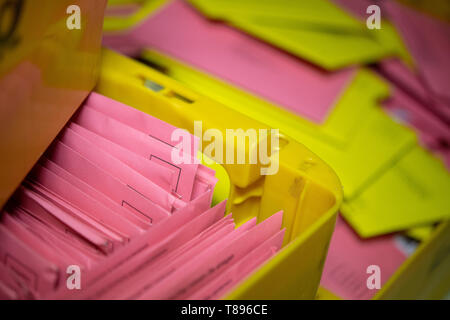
[382,84,450,157]
[384,1,450,101]
[139,51,383,147]
[186,0,395,69]
[189,0,364,31]
[103,0,356,124]
[320,216,408,300]
[341,146,450,237]
[377,59,432,107]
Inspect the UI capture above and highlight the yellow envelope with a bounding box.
[405,225,435,241]
[188,0,398,69]
[342,146,450,237]
[189,0,365,31]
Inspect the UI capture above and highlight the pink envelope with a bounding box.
[196,163,217,183]
[377,59,450,126]
[1,90,224,299]
[191,178,211,202]
[157,214,234,263]
[69,123,178,193]
[46,141,169,225]
[10,206,103,269]
[381,77,450,169]
[0,224,59,298]
[137,211,283,299]
[384,1,450,102]
[103,0,355,124]
[0,261,33,300]
[51,198,225,300]
[377,59,431,107]
[334,0,450,103]
[99,205,231,300]
[28,164,142,239]
[320,216,407,300]
[1,210,70,267]
[22,186,126,250]
[115,217,251,300]
[21,186,116,254]
[188,229,284,300]
[40,158,149,230]
[14,188,98,250]
[334,0,450,125]
[43,155,213,233]
[58,128,182,213]
[168,216,235,258]
[2,207,98,286]
[190,165,218,202]
[86,92,200,157]
[383,84,450,149]
[73,105,198,201]
[429,95,450,127]
[98,214,235,300]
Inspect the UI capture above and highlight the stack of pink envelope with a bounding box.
[54,202,284,300]
[0,92,284,299]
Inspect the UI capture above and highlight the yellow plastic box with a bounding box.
[95,49,343,299]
